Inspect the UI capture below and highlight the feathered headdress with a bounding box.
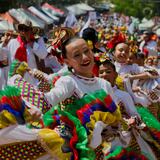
[106,32,126,51]
[128,35,139,54]
[49,27,75,64]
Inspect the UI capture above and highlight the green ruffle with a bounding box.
[8,60,20,78]
[137,106,160,131]
[43,106,95,160]
[64,89,107,117]
[105,146,123,159]
[0,86,21,98]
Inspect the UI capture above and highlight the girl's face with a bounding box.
[127,53,137,65]
[64,39,94,78]
[146,58,153,66]
[99,64,117,86]
[114,43,129,63]
[153,58,158,66]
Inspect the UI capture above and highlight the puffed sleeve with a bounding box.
[44,76,75,107]
[32,37,48,59]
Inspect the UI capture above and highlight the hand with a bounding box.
[128,117,136,126]
[28,108,42,122]
[2,34,12,46]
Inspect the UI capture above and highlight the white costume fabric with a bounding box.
[112,85,140,117]
[115,62,144,75]
[7,37,48,85]
[0,47,10,89]
[7,37,48,69]
[45,74,115,107]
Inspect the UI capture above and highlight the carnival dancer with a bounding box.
[99,59,140,118]
[113,42,159,104]
[0,31,13,89]
[82,27,105,76]
[98,58,160,160]
[7,19,48,85]
[7,36,120,159]
[6,34,160,159]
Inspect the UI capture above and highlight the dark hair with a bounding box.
[137,52,145,59]
[61,36,84,72]
[99,60,116,72]
[82,27,98,44]
[61,36,82,58]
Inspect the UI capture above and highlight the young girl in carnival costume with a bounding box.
[1,37,159,159]
[113,42,160,118]
[1,36,119,159]
[98,58,160,159]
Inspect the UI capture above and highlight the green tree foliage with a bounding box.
[110,0,156,19]
[0,0,159,19]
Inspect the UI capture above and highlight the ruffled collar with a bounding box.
[73,73,97,84]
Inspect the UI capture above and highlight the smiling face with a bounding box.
[114,43,129,63]
[64,38,94,78]
[127,53,137,65]
[99,63,117,87]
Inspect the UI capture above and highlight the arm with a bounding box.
[129,72,151,80]
[44,76,75,107]
[129,71,160,81]
[32,37,48,59]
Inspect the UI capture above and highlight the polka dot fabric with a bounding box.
[0,140,46,160]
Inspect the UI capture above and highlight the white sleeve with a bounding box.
[44,76,75,106]
[7,74,22,86]
[116,90,140,117]
[32,37,48,59]
[133,64,144,74]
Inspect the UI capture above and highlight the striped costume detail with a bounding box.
[14,77,51,114]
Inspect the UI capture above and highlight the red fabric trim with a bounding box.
[60,116,79,160]
[15,36,27,62]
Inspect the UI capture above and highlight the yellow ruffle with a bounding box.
[86,107,122,132]
[38,129,71,160]
[0,110,17,128]
[115,76,125,90]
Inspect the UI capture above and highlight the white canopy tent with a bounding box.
[66,3,95,16]
[139,18,155,30]
[28,6,54,25]
[9,8,46,28]
[41,7,59,21]
[76,3,95,11]
[0,20,14,33]
[66,5,86,16]
[41,3,64,17]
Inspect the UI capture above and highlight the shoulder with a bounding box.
[116,89,132,99]
[55,75,75,86]
[8,74,22,86]
[132,64,144,73]
[96,77,112,88]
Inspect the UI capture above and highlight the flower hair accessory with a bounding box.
[94,52,110,63]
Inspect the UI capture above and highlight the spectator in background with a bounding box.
[7,19,48,85]
[0,31,14,89]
